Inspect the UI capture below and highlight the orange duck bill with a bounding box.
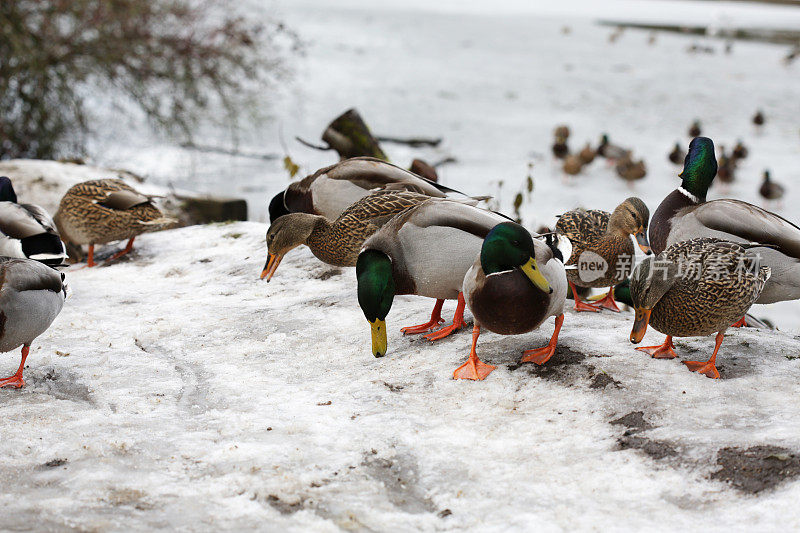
[260,253,284,281]
[629,308,651,343]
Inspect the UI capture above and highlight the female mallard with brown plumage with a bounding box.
[629,238,770,379]
[261,190,432,281]
[54,179,176,267]
[457,223,566,380]
[268,157,480,223]
[555,197,650,312]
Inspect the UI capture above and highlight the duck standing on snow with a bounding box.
[578,143,596,165]
[552,136,569,160]
[732,140,748,160]
[0,258,67,388]
[615,155,647,181]
[261,190,432,280]
[457,223,566,380]
[753,110,765,127]
[759,170,785,203]
[649,137,800,311]
[356,200,509,357]
[54,179,176,267]
[563,154,583,176]
[597,134,630,162]
[688,120,702,137]
[556,198,650,312]
[668,143,686,165]
[268,157,479,223]
[629,238,770,379]
[0,177,68,267]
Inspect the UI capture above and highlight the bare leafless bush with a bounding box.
[0,0,297,159]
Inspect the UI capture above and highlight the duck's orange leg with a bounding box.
[590,286,622,312]
[453,324,496,380]
[636,335,678,359]
[86,244,96,268]
[424,293,467,341]
[108,237,135,262]
[683,331,724,379]
[0,345,29,389]
[570,282,599,313]
[521,314,564,365]
[401,299,445,335]
[730,316,747,328]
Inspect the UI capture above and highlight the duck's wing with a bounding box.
[19,203,59,234]
[336,190,430,227]
[679,199,800,258]
[555,209,609,249]
[0,202,49,239]
[0,257,63,294]
[97,189,152,211]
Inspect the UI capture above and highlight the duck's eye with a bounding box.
[512,240,520,246]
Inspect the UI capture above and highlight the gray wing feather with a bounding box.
[0,202,49,239]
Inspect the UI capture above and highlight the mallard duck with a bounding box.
[356,199,509,357]
[0,177,67,267]
[409,159,438,182]
[552,137,569,159]
[578,143,596,165]
[556,197,650,312]
[597,134,630,161]
[563,154,583,176]
[629,238,770,379]
[759,170,785,202]
[554,125,570,140]
[649,136,800,305]
[732,141,748,160]
[261,190,431,281]
[54,179,176,267]
[615,155,647,181]
[0,258,67,388]
[668,143,686,165]
[688,120,702,137]
[717,147,735,184]
[753,110,765,127]
[268,157,476,223]
[457,224,566,380]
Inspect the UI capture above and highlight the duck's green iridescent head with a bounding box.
[356,250,396,357]
[679,137,717,202]
[481,222,552,294]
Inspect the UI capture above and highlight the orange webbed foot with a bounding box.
[683,359,720,379]
[636,345,678,359]
[520,345,556,365]
[590,291,622,313]
[453,358,496,380]
[0,375,25,389]
[401,318,444,335]
[730,316,748,328]
[424,321,465,341]
[573,299,600,313]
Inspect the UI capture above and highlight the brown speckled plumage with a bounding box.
[267,190,430,267]
[556,197,649,289]
[54,179,175,246]
[631,238,770,337]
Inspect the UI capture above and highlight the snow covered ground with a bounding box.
[2,223,800,530]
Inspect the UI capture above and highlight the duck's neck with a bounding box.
[650,188,699,255]
[305,217,356,266]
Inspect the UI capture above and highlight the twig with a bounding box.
[295,136,333,151]
[179,142,279,160]
[376,135,442,147]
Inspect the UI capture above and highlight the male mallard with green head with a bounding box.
[456,223,566,380]
[556,197,650,312]
[649,136,800,306]
[629,238,770,378]
[356,200,509,358]
[261,190,431,281]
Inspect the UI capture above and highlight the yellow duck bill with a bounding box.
[520,258,552,294]
[260,253,283,281]
[630,308,652,343]
[370,319,387,357]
